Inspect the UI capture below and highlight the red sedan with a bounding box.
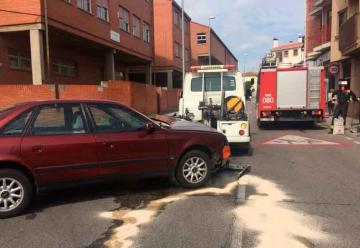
[0,100,230,218]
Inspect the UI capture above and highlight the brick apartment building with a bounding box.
[0,0,154,85]
[190,21,238,66]
[306,0,333,87]
[152,0,191,89]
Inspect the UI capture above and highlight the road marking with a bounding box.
[262,135,340,146]
[236,185,247,204]
[230,211,244,248]
[231,184,246,248]
[354,141,360,145]
[345,137,353,141]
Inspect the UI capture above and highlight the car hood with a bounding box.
[170,120,219,133]
[150,114,219,133]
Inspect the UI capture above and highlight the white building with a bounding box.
[271,36,304,67]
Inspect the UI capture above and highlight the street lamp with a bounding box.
[208,16,216,65]
[181,0,185,87]
[243,53,248,73]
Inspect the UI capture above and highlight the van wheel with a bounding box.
[176,150,211,188]
[0,169,33,219]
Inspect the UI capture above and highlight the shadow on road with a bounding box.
[259,122,327,131]
[22,170,239,221]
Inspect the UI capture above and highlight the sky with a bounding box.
[175,0,305,72]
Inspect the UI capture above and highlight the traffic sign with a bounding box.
[328,64,339,75]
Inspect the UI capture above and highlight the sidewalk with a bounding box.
[323,115,360,142]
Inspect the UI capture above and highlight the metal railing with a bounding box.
[339,13,359,54]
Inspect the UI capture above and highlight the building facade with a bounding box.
[152,0,191,89]
[190,21,238,67]
[330,0,360,98]
[0,0,154,85]
[271,36,305,66]
[306,0,333,88]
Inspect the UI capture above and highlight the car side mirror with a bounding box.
[145,122,156,132]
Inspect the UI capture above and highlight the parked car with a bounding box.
[0,100,230,218]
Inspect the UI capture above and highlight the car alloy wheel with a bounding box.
[182,157,208,184]
[0,177,24,213]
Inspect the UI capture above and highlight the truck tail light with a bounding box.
[239,130,245,136]
[222,145,231,160]
[312,110,322,116]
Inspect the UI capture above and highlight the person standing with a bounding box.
[327,89,335,116]
[329,82,359,133]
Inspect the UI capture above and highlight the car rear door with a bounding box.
[20,103,99,184]
[86,103,170,177]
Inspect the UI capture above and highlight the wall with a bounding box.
[47,0,154,61]
[0,0,154,62]
[153,0,191,71]
[0,0,42,26]
[0,81,181,115]
[190,22,237,66]
[331,0,347,62]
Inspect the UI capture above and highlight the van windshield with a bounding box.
[191,73,236,92]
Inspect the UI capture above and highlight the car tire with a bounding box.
[176,150,211,188]
[0,169,33,219]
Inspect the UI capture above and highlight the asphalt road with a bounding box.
[1,101,360,248]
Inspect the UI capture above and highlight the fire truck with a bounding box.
[257,65,326,127]
[178,65,250,146]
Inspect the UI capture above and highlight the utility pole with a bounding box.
[181,0,185,87]
[44,0,58,99]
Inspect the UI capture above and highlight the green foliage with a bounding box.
[244,81,252,91]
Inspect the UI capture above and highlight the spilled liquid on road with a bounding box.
[99,175,330,248]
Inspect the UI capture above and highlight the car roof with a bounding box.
[11,99,125,108]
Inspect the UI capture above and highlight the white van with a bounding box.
[178,65,250,145]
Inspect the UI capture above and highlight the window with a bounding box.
[143,22,151,43]
[197,33,207,44]
[293,49,298,56]
[119,6,130,32]
[1,110,33,136]
[88,104,148,133]
[184,21,189,34]
[96,0,108,21]
[185,48,190,63]
[31,104,86,135]
[284,50,289,58]
[132,15,141,38]
[174,42,181,57]
[52,59,77,77]
[191,78,202,92]
[8,48,31,70]
[173,10,180,27]
[190,75,236,92]
[77,0,91,12]
[338,10,347,28]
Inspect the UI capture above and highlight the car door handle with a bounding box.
[102,142,115,149]
[32,145,44,153]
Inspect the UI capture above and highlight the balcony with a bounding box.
[314,0,331,8]
[308,24,331,53]
[339,13,360,55]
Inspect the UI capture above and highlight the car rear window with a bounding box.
[0,106,15,119]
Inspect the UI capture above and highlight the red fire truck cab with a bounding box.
[257,66,326,127]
